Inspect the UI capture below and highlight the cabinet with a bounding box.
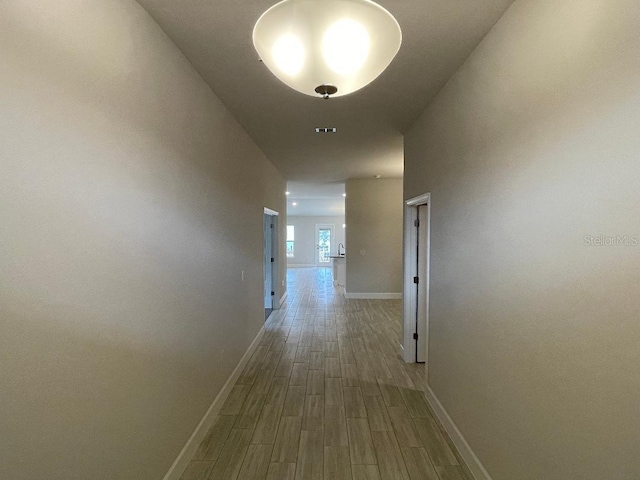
[331,256,346,286]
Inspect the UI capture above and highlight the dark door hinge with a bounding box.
[413,276,419,284]
[413,333,419,340]
[271,258,274,262]
[414,219,420,227]
[271,291,275,296]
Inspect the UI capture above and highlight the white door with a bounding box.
[415,204,429,363]
[402,194,430,367]
[264,211,279,313]
[315,224,334,266]
[264,213,273,309]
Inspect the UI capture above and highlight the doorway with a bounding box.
[315,224,334,267]
[402,194,430,370]
[264,208,279,320]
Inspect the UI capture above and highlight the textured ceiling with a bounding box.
[136,0,514,186]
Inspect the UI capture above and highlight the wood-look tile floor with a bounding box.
[181,268,471,480]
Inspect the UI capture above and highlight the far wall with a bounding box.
[345,178,403,296]
[287,216,346,267]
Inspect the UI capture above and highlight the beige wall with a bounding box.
[404,0,640,478]
[0,1,285,479]
[345,179,403,295]
[286,216,346,266]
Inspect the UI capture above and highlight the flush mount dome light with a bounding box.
[253,0,401,99]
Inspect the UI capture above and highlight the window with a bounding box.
[286,225,294,257]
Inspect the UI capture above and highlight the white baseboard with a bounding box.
[279,290,288,306]
[423,385,492,480]
[287,263,315,268]
[162,325,266,480]
[344,292,402,299]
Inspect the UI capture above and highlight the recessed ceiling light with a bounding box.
[343,224,346,228]
[315,127,337,133]
[342,193,346,197]
[285,191,290,195]
[292,202,298,206]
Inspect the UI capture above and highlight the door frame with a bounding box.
[314,223,335,267]
[402,194,431,370]
[264,207,279,312]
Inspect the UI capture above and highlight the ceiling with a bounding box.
[136,0,515,200]
[286,181,345,216]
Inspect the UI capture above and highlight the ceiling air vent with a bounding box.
[315,127,337,133]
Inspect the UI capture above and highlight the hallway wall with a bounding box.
[345,178,403,297]
[404,0,640,479]
[286,215,346,267]
[0,1,285,479]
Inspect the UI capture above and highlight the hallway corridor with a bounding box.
[181,268,470,480]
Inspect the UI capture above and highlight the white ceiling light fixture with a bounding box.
[253,0,402,99]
